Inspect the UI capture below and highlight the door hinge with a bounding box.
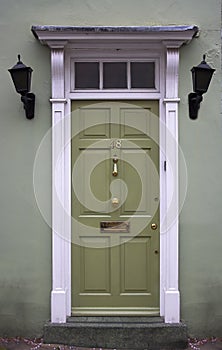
[164,161,167,171]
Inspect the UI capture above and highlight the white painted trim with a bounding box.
[50,98,67,103]
[50,47,71,322]
[162,45,180,323]
[33,27,197,324]
[67,92,162,100]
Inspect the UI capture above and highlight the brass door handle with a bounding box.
[112,157,118,176]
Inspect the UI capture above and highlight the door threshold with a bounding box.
[71,306,160,316]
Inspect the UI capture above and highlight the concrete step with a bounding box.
[67,315,165,324]
[44,317,188,349]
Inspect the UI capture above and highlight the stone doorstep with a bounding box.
[44,317,188,350]
[67,316,165,324]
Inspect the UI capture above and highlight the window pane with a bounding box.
[131,62,155,88]
[75,62,99,89]
[103,63,127,89]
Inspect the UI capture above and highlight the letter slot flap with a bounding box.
[100,221,130,233]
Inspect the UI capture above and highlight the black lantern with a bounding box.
[8,55,35,119]
[188,55,215,119]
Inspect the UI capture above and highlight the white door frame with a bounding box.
[32,25,198,324]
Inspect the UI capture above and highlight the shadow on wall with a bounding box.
[0,284,46,337]
[184,281,222,338]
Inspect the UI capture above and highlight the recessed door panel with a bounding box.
[80,240,111,293]
[120,237,151,293]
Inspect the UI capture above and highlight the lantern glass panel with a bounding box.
[192,68,214,94]
[10,69,31,95]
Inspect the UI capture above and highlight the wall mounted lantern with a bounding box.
[8,55,35,119]
[188,55,215,120]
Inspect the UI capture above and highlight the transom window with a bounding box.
[73,60,157,90]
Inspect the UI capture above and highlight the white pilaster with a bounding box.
[163,44,181,323]
[50,44,70,323]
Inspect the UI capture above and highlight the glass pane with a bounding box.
[11,70,30,93]
[103,63,127,89]
[131,62,155,88]
[75,62,99,89]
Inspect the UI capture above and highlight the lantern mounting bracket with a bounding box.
[21,92,35,119]
[188,92,203,120]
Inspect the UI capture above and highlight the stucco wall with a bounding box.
[0,0,221,338]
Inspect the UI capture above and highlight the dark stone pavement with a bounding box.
[0,338,222,350]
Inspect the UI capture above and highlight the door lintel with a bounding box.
[32,25,198,47]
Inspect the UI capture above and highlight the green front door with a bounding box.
[71,100,159,316]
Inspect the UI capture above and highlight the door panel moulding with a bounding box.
[32,25,198,324]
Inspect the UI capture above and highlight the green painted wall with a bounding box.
[0,0,221,338]
[179,15,222,336]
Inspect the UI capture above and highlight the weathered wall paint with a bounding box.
[0,0,221,338]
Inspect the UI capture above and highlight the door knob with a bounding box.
[151,223,158,230]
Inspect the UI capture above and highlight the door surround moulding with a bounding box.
[32,25,198,324]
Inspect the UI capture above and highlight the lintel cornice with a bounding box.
[32,25,199,48]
